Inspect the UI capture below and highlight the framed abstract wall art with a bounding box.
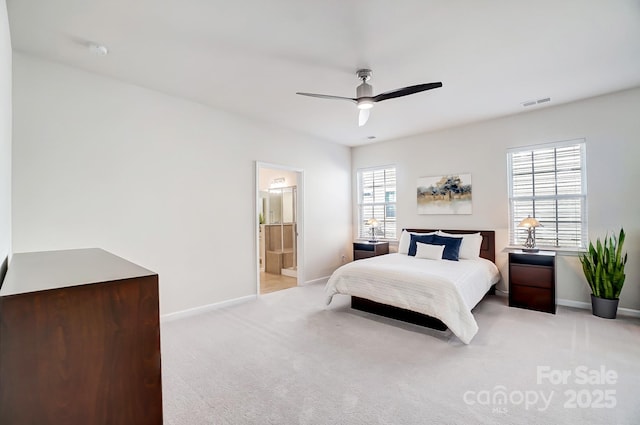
[417,174,472,214]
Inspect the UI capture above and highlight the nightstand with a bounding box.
[353,241,389,260]
[509,251,556,314]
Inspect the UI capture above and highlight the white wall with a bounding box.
[12,53,352,314]
[352,88,640,310]
[0,0,11,271]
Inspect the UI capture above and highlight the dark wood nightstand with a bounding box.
[353,241,389,260]
[509,251,556,314]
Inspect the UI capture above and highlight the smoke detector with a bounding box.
[89,43,109,56]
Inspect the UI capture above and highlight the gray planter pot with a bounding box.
[590,294,619,319]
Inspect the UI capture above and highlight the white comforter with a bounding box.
[325,253,501,344]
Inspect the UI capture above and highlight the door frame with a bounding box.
[255,161,304,295]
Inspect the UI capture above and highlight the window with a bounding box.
[358,166,396,240]
[507,140,587,250]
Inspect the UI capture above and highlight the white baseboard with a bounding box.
[281,268,297,278]
[494,288,508,297]
[161,288,640,322]
[301,276,330,286]
[557,298,640,318]
[618,307,640,318]
[161,294,257,322]
[556,298,591,310]
[493,291,640,318]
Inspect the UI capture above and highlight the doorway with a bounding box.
[256,163,303,295]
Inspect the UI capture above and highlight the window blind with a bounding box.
[358,166,397,240]
[507,140,587,249]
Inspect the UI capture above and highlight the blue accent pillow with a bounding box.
[431,235,463,261]
[408,234,436,256]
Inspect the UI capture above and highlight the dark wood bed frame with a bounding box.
[351,229,496,331]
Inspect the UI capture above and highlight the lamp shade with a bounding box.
[366,218,379,227]
[518,216,541,228]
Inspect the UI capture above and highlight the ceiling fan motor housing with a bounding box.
[357,82,373,98]
[356,69,373,109]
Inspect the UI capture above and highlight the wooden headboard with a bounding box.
[403,229,496,263]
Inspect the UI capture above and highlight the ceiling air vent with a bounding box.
[522,97,551,107]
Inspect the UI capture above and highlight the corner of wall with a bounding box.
[0,0,12,264]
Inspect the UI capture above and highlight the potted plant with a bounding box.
[579,228,627,319]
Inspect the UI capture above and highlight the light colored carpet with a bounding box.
[161,283,640,425]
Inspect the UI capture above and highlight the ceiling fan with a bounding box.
[296,69,442,127]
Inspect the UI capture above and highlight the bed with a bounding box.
[324,229,500,344]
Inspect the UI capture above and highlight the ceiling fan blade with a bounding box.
[372,82,442,103]
[358,109,370,127]
[296,92,356,103]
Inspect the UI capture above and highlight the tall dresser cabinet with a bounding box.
[509,250,556,314]
[0,248,163,425]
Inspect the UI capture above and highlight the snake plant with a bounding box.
[579,229,627,299]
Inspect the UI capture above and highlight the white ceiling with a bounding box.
[6,0,640,146]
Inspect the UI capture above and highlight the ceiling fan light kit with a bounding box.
[296,69,442,127]
[357,100,374,110]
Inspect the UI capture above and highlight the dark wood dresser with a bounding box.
[509,250,556,314]
[0,248,163,424]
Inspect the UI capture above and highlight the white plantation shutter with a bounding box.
[508,140,587,249]
[358,166,396,240]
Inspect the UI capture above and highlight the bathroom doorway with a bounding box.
[256,163,303,294]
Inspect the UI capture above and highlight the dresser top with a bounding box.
[354,240,389,245]
[510,249,556,257]
[1,248,156,297]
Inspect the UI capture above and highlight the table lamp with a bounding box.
[366,218,379,242]
[518,216,541,252]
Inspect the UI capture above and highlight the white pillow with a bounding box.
[436,231,483,259]
[398,230,437,255]
[415,242,445,260]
